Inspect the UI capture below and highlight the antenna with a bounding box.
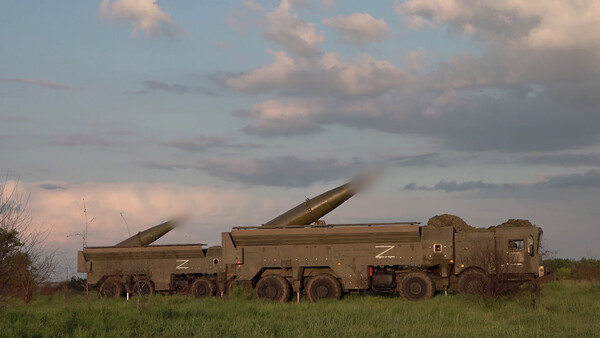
[83,198,94,247]
[120,212,132,237]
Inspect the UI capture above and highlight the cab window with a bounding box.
[508,240,524,251]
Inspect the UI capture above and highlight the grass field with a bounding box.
[1,281,599,337]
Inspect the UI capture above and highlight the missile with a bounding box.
[262,175,372,227]
[114,220,176,247]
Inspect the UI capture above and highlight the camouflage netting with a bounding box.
[427,214,475,232]
[492,219,535,229]
[427,215,535,232]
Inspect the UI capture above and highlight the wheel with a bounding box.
[99,278,123,298]
[192,278,216,298]
[457,269,491,295]
[306,274,342,302]
[132,279,155,297]
[255,275,291,302]
[399,271,434,301]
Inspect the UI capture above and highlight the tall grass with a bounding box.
[1,281,599,337]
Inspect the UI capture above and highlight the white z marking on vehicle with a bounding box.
[375,245,395,259]
[176,259,189,269]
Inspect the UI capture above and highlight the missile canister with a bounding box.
[262,177,368,227]
[114,220,175,247]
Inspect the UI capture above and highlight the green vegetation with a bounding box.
[544,258,600,281]
[1,178,55,304]
[1,281,599,337]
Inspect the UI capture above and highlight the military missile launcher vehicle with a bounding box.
[223,218,544,302]
[78,220,225,298]
[78,177,545,301]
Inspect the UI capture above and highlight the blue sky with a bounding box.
[2,0,600,272]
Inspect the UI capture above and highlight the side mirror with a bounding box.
[528,244,534,256]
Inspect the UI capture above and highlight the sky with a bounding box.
[1,0,600,275]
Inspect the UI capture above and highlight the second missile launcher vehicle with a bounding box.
[78,221,225,298]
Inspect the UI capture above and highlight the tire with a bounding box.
[457,269,491,295]
[132,279,155,297]
[399,271,434,301]
[255,275,291,302]
[306,274,342,302]
[192,278,217,298]
[99,278,123,298]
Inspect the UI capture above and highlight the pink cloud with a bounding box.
[0,78,75,90]
[322,13,390,45]
[98,0,178,38]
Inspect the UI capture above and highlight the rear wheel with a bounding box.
[399,271,434,301]
[132,279,155,297]
[306,274,342,302]
[457,269,490,295]
[99,278,123,298]
[255,275,291,302]
[192,278,216,298]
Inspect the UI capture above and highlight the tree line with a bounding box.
[1,177,54,304]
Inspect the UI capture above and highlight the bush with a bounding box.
[544,258,600,282]
[544,258,573,273]
[572,259,600,282]
[556,267,572,280]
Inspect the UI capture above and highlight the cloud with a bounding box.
[0,78,76,90]
[518,153,600,167]
[226,5,262,35]
[225,50,295,93]
[98,0,178,38]
[19,181,281,249]
[364,0,600,153]
[406,170,600,192]
[404,48,430,73]
[320,0,336,9]
[243,0,264,12]
[322,13,390,45]
[233,99,324,137]
[398,0,600,50]
[138,161,180,171]
[128,80,217,95]
[225,50,408,97]
[161,136,263,152]
[198,156,357,187]
[229,71,600,151]
[542,170,600,189]
[398,0,600,100]
[38,183,67,191]
[140,155,361,187]
[387,153,443,167]
[48,134,117,148]
[264,0,325,57]
[223,0,600,154]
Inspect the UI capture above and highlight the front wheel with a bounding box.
[399,271,434,301]
[306,274,342,302]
